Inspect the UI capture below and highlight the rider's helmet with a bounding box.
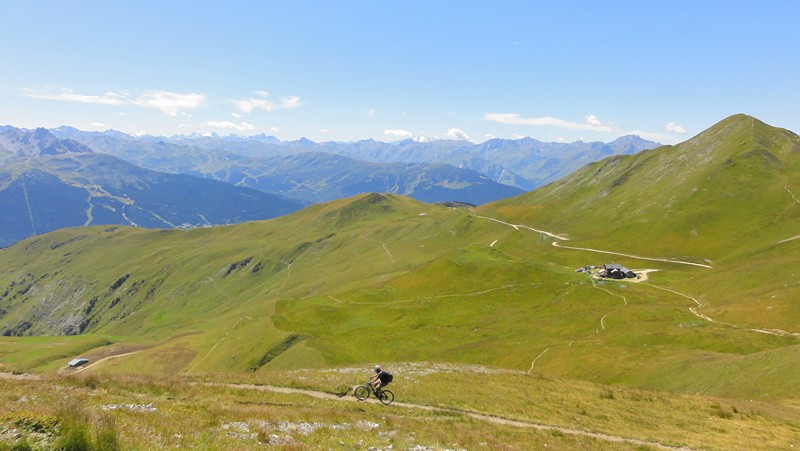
[374,365,381,372]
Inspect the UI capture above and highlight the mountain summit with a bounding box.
[489,113,800,260]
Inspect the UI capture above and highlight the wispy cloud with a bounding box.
[233,91,300,114]
[384,128,413,138]
[665,122,687,134]
[132,91,206,117]
[23,88,125,105]
[89,122,106,128]
[445,128,474,142]
[206,120,255,132]
[24,88,206,117]
[282,96,301,109]
[235,97,277,113]
[484,112,614,132]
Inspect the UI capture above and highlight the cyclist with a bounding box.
[369,365,393,398]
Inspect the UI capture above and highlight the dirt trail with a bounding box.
[360,236,395,264]
[476,215,712,268]
[213,382,692,451]
[552,242,713,269]
[74,350,145,373]
[475,214,800,337]
[476,216,570,241]
[188,316,252,372]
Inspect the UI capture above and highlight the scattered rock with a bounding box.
[101,403,157,412]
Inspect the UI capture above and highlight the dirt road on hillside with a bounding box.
[212,382,693,451]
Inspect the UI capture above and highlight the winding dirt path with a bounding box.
[552,242,713,269]
[476,216,570,241]
[74,350,145,373]
[475,214,800,337]
[527,347,550,373]
[213,382,692,451]
[188,316,252,372]
[476,215,712,268]
[360,236,395,264]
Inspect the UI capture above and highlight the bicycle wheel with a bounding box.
[378,390,394,405]
[354,385,371,401]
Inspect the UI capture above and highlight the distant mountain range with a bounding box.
[0,125,659,246]
[52,127,660,192]
[0,127,304,247]
[50,127,526,203]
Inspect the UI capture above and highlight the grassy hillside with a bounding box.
[486,114,800,260]
[1,364,799,450]
[481,113,800,336]
[1,114,800,432]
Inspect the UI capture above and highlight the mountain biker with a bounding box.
[370,365,393,398]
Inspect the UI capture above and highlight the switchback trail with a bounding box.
[552,241,713,268]
[212,382,693,451]
[475,215,713,268]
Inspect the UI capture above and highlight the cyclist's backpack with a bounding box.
[384,372,394,383]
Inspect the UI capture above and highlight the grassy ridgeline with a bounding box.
[1,114,800,409]
[2,364,800,450]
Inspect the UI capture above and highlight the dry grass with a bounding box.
[4,363,791,450]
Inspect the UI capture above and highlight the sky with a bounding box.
[1,1,799,144]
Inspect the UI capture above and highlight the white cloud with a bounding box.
[24,87,206,117]
[320,128,330,133]
[512,133,527,140]
[484,112,614,132]
[233,91,301,114]
[270,126,279,132]
[206,121,255,132]
[585,114,601,126]
[384,128,413,138]
[445,128,474,142]
[235,97,277,113]
[231,112,243,118]
[554,136,569,143]
[89,122,105,128]
[665,122,687,134]
[484,133,496,139]
[23,88,125,105]
[133,91,206,116]
[282,96,301,109]
[366,109,376,118]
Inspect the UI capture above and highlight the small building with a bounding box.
[68,358,89,368]
[602,263,636,279]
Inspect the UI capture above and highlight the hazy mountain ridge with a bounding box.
[0,127,305,246]
[51,127,660,191]
[50,126,525,204]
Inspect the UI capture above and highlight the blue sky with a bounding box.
[1,1,799,144]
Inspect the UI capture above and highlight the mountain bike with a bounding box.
[354,382,394,405]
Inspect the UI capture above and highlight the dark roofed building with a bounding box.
[603,263,635,279]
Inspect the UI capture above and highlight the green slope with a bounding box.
[1,116,800,403]
[486,114,800,260]
[481,113,800,332]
